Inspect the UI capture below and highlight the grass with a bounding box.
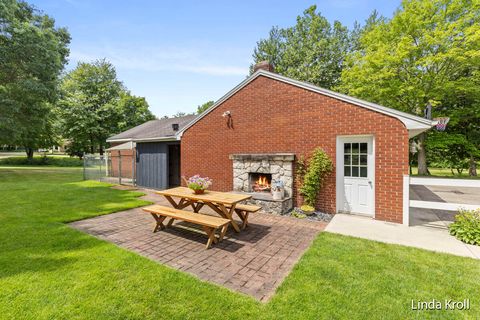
[411,167,480,179]
[0,155,82,167]
[0,167,479,319]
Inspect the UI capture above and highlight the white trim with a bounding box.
[336,135,375,217]
[410,177,480,188]
[133,137,178,143]
[107,137,178,143]
[106,138,133,143]
[403,175,410,226]
[177,69,434,138]
[410,200,480,211]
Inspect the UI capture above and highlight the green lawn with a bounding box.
[411,167,480,179]
[0,167,479,319]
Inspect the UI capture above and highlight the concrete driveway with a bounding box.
[410,184,480,229]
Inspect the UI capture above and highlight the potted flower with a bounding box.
[185,175,212,194]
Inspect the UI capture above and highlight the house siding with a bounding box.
[181,75,409,223]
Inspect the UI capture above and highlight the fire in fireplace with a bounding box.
[249,173,272,193]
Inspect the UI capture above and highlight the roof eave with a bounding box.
[133,136,178,143]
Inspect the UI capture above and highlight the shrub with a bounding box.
[299,148,333,207]
[449,209,480,246]
[0,156,83,167]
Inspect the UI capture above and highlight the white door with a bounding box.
[339,137,374,216]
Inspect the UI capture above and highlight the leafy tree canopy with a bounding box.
[338,0,480,175]
[197,100,214,114]
[117,92,156,132]
[0,0,70,158]
[251,5,353,89]
[58,59,154,155]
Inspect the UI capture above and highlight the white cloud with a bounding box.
[68,44,248,76]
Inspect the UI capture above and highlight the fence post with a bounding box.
[403,175,410,226]
[132,147,135,186]
[105,152,109,176]
[99,155,102,178]
[118,150,122,185]
[83,153,86,180]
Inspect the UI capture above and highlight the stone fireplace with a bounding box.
[249,173,272,193]
[229,153,294,214]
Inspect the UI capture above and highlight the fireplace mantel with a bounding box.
[229,153,295,161]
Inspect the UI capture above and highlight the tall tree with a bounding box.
[116,92,155,132]
[58,59,124,155]
[0,0,70,159]
[197,100,214,114]
[338,0,480,175]
[251,5,351,89]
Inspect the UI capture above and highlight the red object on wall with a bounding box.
[181,75,409,223]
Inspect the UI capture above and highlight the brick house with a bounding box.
[178,63,433,224]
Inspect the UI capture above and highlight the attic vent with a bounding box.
[172,123,179,131]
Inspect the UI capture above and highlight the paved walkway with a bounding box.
[325,213,480,260]
[70,189,326,301]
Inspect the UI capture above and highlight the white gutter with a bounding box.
[107,136,179,143]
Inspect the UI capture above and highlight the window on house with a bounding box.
[344,142,368,177]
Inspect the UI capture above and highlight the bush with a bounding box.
[449,209,480,246]
[0,156,83,167]
[299,148,333,207]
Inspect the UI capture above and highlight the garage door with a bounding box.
[136,142,168,189]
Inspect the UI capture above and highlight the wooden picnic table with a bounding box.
[156,187,251,232]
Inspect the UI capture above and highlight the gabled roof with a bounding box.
[178,69,434,138]
[107,114,197,143]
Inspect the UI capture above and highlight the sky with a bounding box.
[29,0,401,118]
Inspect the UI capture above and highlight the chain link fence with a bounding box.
[83,153,135,186]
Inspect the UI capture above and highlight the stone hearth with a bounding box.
[229,153,294,214]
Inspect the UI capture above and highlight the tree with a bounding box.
[338,0,480,175]
[251,5,351,89]
[0,0,70,159]
[431,70,480,175]
[117,92,155,132]
[58,59,124,155]
[197,100,214,114]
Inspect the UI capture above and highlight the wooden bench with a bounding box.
[142,205,230,249]
[225,204,261,229]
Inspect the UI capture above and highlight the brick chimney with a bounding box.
[253,61,274,73]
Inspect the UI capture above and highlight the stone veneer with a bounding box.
[229,153,294,214]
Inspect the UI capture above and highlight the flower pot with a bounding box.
[193,189,205,194]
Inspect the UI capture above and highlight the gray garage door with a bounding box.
[136,142,168,189]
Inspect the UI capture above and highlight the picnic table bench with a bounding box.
[142,205,230,249]
[225,203,261,229]
[156,187,256,233]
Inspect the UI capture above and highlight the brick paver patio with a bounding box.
[70,189,326,301]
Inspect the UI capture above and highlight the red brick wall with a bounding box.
[181,75,409,223]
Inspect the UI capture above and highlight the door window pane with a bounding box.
[352,143,359,154]
[360,143,368,153]
[352,155,359,166]
[344,166,351,177]
[360,154,367,165]
[344,154,351,165]
[360,166,368,177]
[352,166,359,177]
